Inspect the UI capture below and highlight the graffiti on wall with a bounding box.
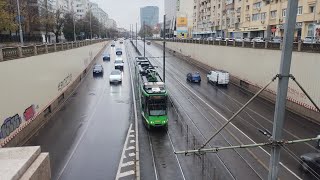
[24,105,35,121]
[58,73,73,91]
[0,114,22,139]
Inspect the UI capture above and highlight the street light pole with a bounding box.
[313,0,318,42]
[163,15,166,83]
[136,23,138,48]
[143,21,146,58]
[89,5,93,39]
[267,0,298,180]
[16,0,24,45]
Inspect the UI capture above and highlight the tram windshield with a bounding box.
[147,96,167,116]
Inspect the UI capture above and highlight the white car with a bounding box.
[303,36,318,44]
[207,70,229,86]
[109,70,122,84]
[114,56,124,70]
[235,37,243,42]
[207,37,214,41]
[252,37,265,43]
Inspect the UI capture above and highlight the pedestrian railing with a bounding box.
[153,38,320,53]
[0,39,107,62]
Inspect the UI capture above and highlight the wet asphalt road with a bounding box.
[26,41,132,180]
[136,40,320,180]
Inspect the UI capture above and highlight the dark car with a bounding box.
[300,153,320,174]
[93,64,104,76]
[102,53,110,61]
[116,48,122,55]
[147,41,151,45]
[111,43,115,47]
[187,72,201,83]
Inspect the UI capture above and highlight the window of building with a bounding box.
[297,6,303,15]
[308,24,315,36]
[310,6,315,13]
[237,7,241,13]
[261,12,266,21]
[270,10,277,19]
[252,13,260,21]
[246,5,250,11]
[218,4,220,8]
[253,2,262,9]
[282,9,286,17]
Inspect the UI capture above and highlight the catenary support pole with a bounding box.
[143,21,146,58]
[163,15,166,83]
[268,0,298,180]
[136,23,138,48]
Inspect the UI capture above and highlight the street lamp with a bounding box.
[89,4,93,39]
[16,0,23,45]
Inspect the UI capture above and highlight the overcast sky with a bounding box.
[91,0,164,30]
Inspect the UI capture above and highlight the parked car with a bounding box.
[234,37,244,42]
[193,37,201,40]
[243,37,252,42]
[271,36,282,43]
[111,43,115,47]
[226,38,234,42]
[102,53,110,61]
[109,70,122,84]
[207,37,214,41]
[147,41,151,45]
[252,37,265,42]
[93,64,104,75]
[207,70,229,86]
[120,40,124,44]
[187,72,201,83]
[300,152,320,174]
[115,56,124,70]
[303,36,318,44]
[116,48,122,55]
[215,37,224,41]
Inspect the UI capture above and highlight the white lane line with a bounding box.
[126,146,135,150]
[130,140,135,143]
[129,153,135,157]
[117,170,135,178]
[169,64,302,180]
[121,161,134,167]
[116,123,133,180]
[126,41,140,180]
[130,130,135,133]
[129,135,135,138]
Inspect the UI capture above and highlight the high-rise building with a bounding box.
[90,2,109,27]
[140,6,159,28]
[72,0,90,19]
[164,0,177,37]
[176,0,193,38]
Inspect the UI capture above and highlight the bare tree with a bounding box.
[52,9,66,43]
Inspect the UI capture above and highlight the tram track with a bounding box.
[136,41,302,179]
[125,41,186,180]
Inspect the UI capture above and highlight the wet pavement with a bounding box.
[26,41,133,180]
[136,40,320,180]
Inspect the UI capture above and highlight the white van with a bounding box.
[207,70,229,86]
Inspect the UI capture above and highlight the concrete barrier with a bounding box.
[0,146,50,180]
[154,41,320,123]
[0,41,108,147]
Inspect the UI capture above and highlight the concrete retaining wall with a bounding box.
[0,42,108,147]
[154,41,320,122]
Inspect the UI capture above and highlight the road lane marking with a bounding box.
[118,170,135,178]
[121,161,134,167]
[129,153,135,157]
[126,40,141,180]
[116,123,136,180]
[130,140,135,143]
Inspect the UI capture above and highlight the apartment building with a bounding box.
[90,2,109,27]
[72,0,90,19]
[193,0,320,40]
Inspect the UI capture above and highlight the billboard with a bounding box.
[177,17,188,27]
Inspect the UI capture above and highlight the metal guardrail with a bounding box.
[0,39,107,62]
[152,38,320,53]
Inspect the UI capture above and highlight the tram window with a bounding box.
[147,98,167,116]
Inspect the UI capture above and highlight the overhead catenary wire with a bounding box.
[175,136,320,155]
[199,75,278,150]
